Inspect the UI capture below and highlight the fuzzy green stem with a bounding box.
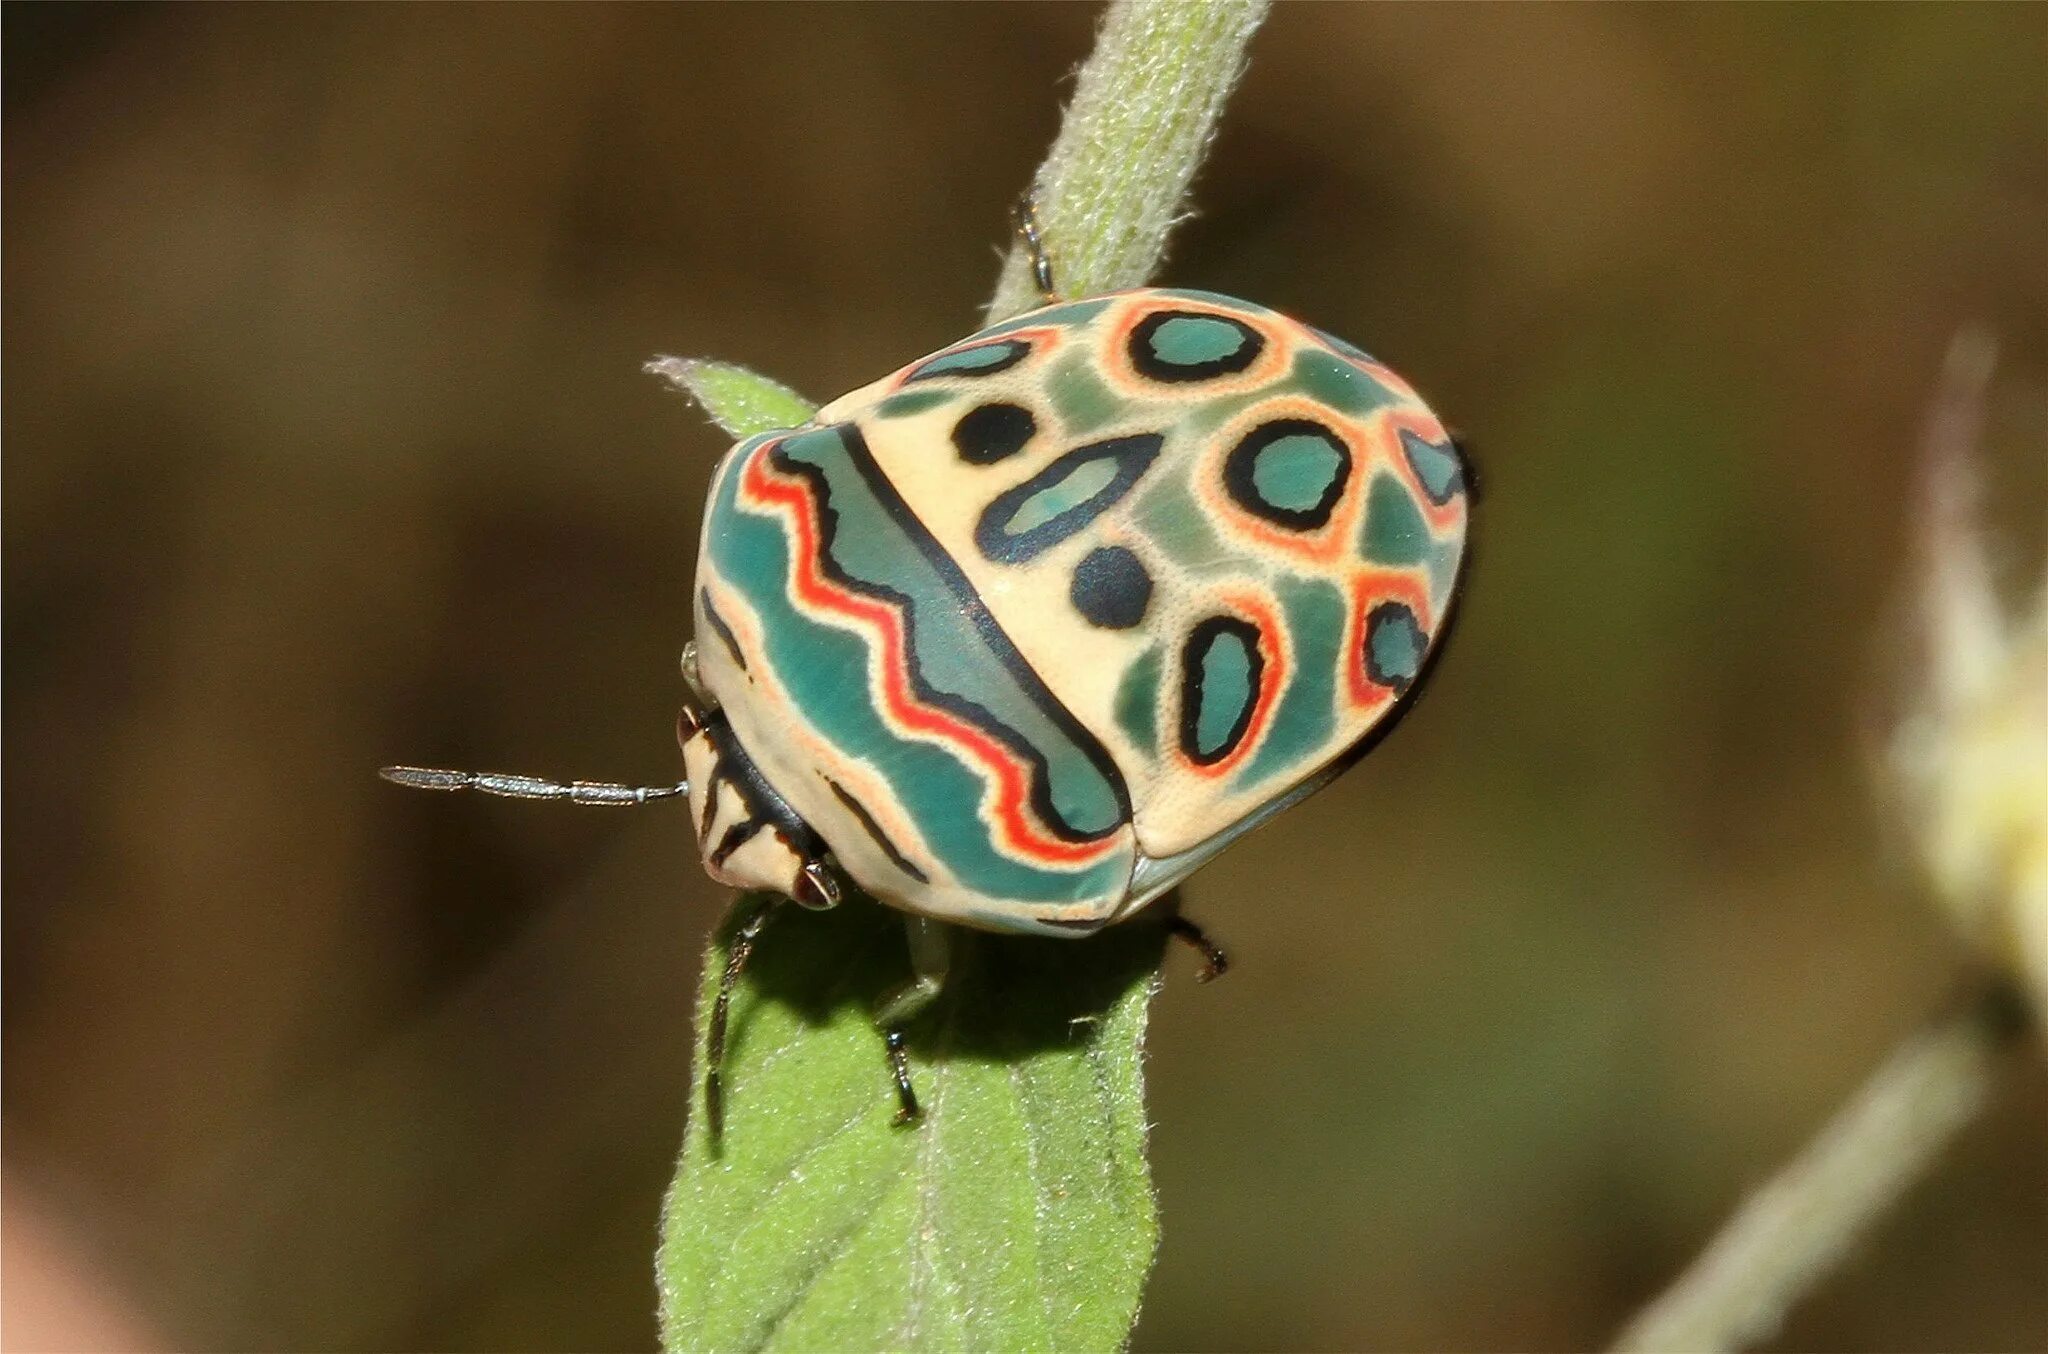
[985,0,1271,323]
[1612,980,2029,1353]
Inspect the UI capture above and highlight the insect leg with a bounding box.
[379,765,687,806]
[705,897,783,1139]
[1165,914,1231,983]
[1012,185,1060,305]
[872,915,952,1125]
[883,1030,918,1126]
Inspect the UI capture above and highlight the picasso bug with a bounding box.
[384,209,1471,1132]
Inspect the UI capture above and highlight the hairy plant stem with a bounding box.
[1612,977,2030,1353]
[985,0,1270,324]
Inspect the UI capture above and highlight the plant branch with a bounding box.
[1611,978,2030,1353]
[985,0,1270,323]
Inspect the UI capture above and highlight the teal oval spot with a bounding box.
[1149,314,1249,367]
[1196,634,1253,755]
[906,340,1028,382]
[975,434,1163,563]
[1129,310,1263,383]
[1364,602,1425,694]
[1251,434,1346,513]
[1007,459,1119,536]
[1223,419,1351,530]
[1179,617,1265,764]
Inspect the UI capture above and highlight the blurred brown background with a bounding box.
[5,4,2045,1351]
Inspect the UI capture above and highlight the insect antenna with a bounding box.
[705,896,783,1139]
[379,765,687,806]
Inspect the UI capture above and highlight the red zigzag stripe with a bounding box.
[739,447,1120,870]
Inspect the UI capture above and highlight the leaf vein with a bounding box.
[1009,1058,1062,1350]
[751,1159,914,1351]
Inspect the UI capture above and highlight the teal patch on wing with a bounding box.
[1135,472,1232,573]
[1179,617,1265,765]
[1288,350,1399,418]
[1195,637,1253,754]
[974,434,1161,564]
[1128,309,1263,383]
[1224,419,1352,531]
[1252,434,1345,512]
[904,340,1030,382]
[875,388,954,420]
[1149,314,1250,366]
[1399,428,1464,504]
[1360,472,1430,567]
[1013,460,1118,535]
[1364,601,1425,694]
[1113,643,1161,759]
[975,297,1115,338]
[1044,350,1124,435]
[1235,576,1342,790]
[706,429,1131,906]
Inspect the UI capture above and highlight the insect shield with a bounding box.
[704,288,1469,931]
[387,281,1470,1133]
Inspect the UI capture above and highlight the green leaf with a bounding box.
[647,356,818,438]
[659,894,1167,1354]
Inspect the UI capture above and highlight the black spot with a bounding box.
[951,403,1036,465]
[1222,418,1352,530]
[1177,616,1265,765]
[1127,309,1265,383]
[975,433,1163,564]
[1069,546,1153,630]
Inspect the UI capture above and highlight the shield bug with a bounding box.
[385,205,1472,1131]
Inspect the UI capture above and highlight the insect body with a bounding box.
[686,289,1469,937]
[386,262,1470,1129]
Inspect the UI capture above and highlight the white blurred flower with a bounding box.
[1883,332,2048,1015]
